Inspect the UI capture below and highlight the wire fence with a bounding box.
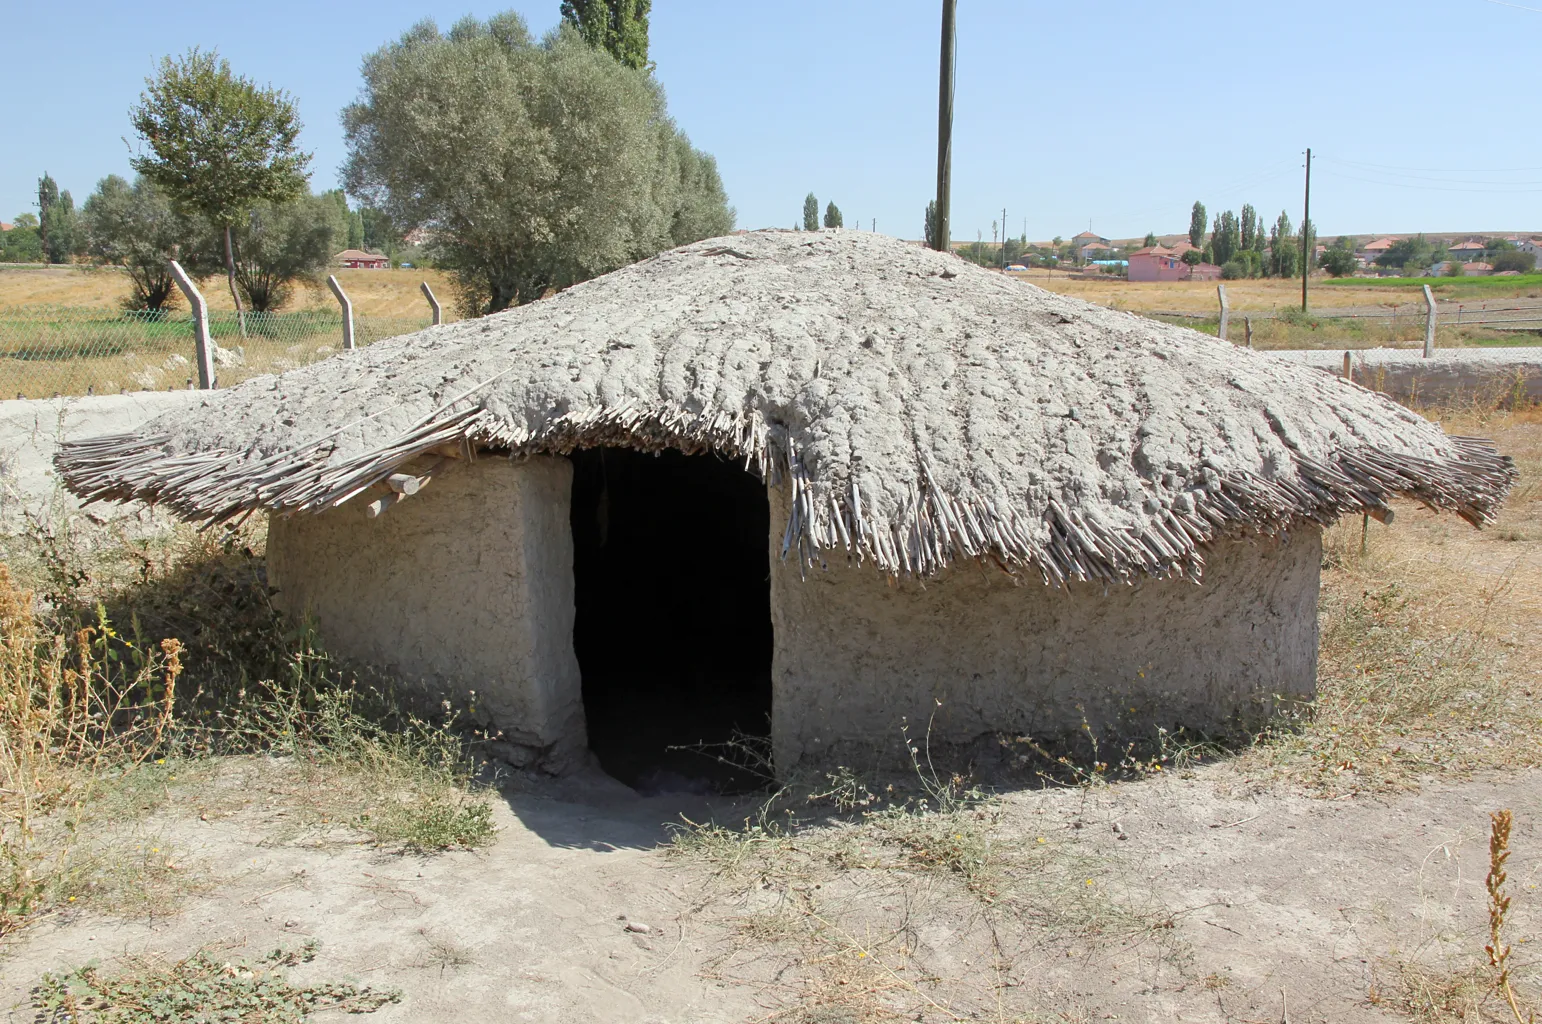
[1144,297,1542,350]
[0,306,432,399]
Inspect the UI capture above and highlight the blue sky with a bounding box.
[5,1,1540,242]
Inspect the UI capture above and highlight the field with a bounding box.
[1,398,1539,1020]
[1014,267,1542,312]
[1323,273,1542,296]
[0,267,462,398]
[0,265,461,319]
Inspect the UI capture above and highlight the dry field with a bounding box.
[1014,268,1542,314]
[0,265,460,320]
[0,404,1539,1022]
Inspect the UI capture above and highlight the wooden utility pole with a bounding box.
[1001,206,1008,268]
[933,0,957,253]
[1301,147,1312,312]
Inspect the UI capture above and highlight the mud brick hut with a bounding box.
[57,232,1514,785]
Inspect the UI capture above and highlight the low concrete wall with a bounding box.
[0,391,205,557]
[267,456,586,773]
[769,505,1321,774]
[1271,347,1542,407]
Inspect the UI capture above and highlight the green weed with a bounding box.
[31,940,400,1022]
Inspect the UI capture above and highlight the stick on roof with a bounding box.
[57,230,1514,584]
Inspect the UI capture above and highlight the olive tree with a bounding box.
[130,49,311,330]
[227,193,346,312]
[82,175,212,310]
[343,13,732,314]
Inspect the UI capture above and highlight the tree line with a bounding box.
[1177,200,1318,281]
[2,1,734,317]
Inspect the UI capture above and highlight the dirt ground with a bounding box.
[0,757,1536,1023]
[2,409,1538,1022]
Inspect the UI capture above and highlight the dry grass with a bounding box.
[668,744,1162,1022]
[0,265,460,319]
[0,522,496,939]
[1233,403,1542,794]
[1368,810,1539,1024]
[1012,269,1542,313]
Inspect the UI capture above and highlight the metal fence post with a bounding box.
[168,260,215,389]
[327,275,356,350]
[1422,284,1437,359]
[420,282,443,326]
[1216,284,1230,342]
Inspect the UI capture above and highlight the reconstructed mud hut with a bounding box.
[58,232,1513,784]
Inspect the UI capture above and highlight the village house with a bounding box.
[1077,241,1114,263]
[1127,245,1221,282]
[1355,237,1398,265]
[1463,261,1494,276]
[335,249,390,270]
[1448,239,1487,262]
[58,231,1514,786]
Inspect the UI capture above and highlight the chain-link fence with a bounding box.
[0,306,433,399]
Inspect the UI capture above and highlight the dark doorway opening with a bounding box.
[569,447,772,792]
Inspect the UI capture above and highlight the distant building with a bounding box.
[335,249,389,270]
[0,222,12,232]
[1463,261,1494,276]
[1128,245,1220,282]
[1449,239,1487,261]
[1078,241,1114,263]
[1071,230,1109,246]
[1356,238,1399,265]
[1518,238,1542,259]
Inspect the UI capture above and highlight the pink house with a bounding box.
[1128,245,1223,282]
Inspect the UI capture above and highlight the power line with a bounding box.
[1318,156,1542,185]
[1315,168,1542,194]
[1481,0,1542,13]
[1323,156,1542,174]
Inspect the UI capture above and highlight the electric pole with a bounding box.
[1001,207,1008,269]
[1301,147,1312,312]
[933,0,956,253]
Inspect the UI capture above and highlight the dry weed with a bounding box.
[1237,405,1541,794]
[0,521,495,937]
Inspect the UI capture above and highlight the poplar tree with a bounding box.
[36,174,58,258]
[559,0,651,70]
[803,193,820,232]
[1188,201,1207,248]
[1240,204,1258,252]
[1210,210,1240,267]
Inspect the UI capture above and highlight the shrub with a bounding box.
[1493,251,1537,274]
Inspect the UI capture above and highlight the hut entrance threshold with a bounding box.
[569,447,772,793]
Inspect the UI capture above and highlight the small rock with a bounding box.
[624,922,652,935]
[284,919,300,929]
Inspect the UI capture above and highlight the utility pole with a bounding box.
[1301,147,1312,313]
[1001,207,1008,269]
[933,0,956,253]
